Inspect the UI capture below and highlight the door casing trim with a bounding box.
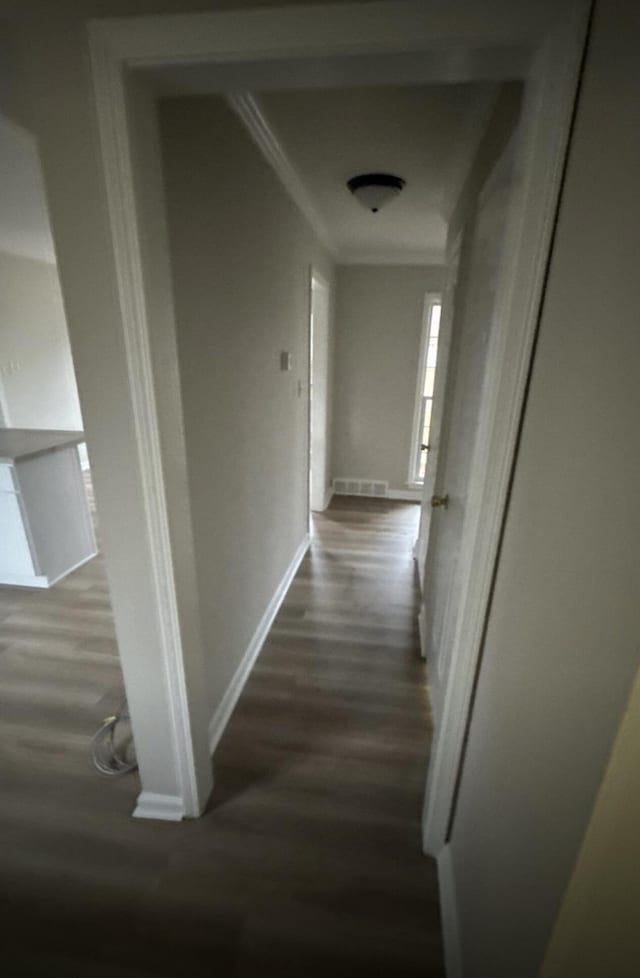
[85,0,591,832]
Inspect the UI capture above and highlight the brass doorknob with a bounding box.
[431,493,449,509]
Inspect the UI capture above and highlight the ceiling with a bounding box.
[243,83,496,265]
[0,112,56,265]
[0,80,497,270]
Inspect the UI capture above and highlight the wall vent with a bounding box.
[333,477,389,498]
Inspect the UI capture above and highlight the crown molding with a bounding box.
[227,92,337,257]
[228,93,450,270]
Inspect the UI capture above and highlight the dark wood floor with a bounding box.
[0,495,444,977]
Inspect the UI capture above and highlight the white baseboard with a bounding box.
[387,488,423,502]
[418,602,427,659]
[436,845,463,978]
[323,485,334,510]
[133,791,185,821]
[208,532,310,754]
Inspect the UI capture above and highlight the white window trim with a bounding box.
[408,292,442,487]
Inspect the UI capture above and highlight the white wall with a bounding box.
[332,264,443,492]
[0,250,82,431]
[447,3,640,975]
[448,84,522,245]
[15,19,209,812]
[159,95,335,719]
[540,664,640,978]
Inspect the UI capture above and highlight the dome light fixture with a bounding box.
[347,172,406,213]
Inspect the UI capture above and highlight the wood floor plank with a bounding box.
[0,492,444,976]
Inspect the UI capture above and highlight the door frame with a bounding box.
[86,0,590,828]
[308,268,331,521]
[414,232,462,595]
[422,132,516,740]
[421,8,590,856]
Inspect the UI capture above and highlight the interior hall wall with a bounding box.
[160,95,335,718]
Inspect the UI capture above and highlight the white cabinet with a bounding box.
[0,431,97,588]
[0,468,36,580]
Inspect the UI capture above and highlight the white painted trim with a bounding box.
[436,846,463,978]
[85,0,588,835]
[422,0,591,855]
[90,2,552,72]
[133,791,185,821]
[208,533,310,754]
[323,485,334,510]
[88,30,204,819]
[418,602,427,659]
[228,93,336,256]
[387,488,423,502]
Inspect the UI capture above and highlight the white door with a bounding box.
[415,236,461,587]
[422,136,516,709]
[309,273,330,512]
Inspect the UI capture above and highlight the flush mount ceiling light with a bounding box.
[347,173,406,213]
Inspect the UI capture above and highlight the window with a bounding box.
[410,295,442,484]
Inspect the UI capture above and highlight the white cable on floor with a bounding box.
[91,699,138,777]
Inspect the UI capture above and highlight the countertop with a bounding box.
[0,429,85,464]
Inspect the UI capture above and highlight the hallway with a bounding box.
[213,496,442,975]
[0,497,443,976]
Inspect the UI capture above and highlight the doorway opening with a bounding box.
[0,109,136,805]
[106,0,584,847]
[308,271,331,516]
[37,0,581,871]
